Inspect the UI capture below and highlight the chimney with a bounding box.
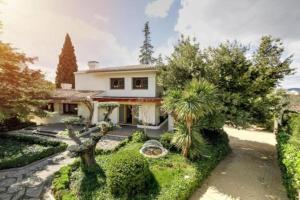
[88,61,99,70]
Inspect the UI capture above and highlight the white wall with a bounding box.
[139,104,157,125]
[77,103,90,119]
[168,114,174,131]
[75,71,158,97]
[97,107,119,124]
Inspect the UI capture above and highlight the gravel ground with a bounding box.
[190,127,288,200]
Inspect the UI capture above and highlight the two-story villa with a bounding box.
[36,62,171,130]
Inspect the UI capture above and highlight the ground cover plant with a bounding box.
[52,129,230,200]
[0,134,67,170]
[277,113,300,200]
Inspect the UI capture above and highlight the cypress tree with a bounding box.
[55,33,78,88]
[139,21,154,65]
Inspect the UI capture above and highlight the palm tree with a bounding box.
[163,79,217,158]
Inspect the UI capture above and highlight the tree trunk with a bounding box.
[273,116,279,135]
[80,145,97,171]
[182,124,192,158]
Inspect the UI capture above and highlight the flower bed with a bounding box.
[0,134,67,170]
[52,129,230,200]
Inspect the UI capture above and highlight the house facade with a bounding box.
[34,63,172,130]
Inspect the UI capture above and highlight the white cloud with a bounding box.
[145,0,175,18]
[93,14,109,23]
[175,0,300,88]
[155,36,177,58]
[0,0,136,81]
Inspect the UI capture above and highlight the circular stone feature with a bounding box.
[140,140,168,158]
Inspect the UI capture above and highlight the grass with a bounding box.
[52,131,230,200]
[0,134,67,169]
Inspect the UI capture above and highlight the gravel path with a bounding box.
[190,127,288,200]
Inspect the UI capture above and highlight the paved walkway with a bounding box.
[0,139,120,200]
[190,127,288,200]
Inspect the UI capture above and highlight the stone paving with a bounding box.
[0,139,121,200]
[190,127,288,200]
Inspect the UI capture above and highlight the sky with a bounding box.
[0,0,299,88]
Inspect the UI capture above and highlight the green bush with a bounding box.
[277,113,300,200]
[106,149,151,197]
[131,130,148,143]
[159,132,177,151]
[51,129,231,200]
[156,129,231,200]
[0,117,36,132]
[0,134,67,169]
[52,162,79,200]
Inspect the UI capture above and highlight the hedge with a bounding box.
[0,117,36,132]
[107,149,152,197]
[51,128,231,200]
[277,113,300,200]
[156,129,231,200]
[52,161,79,200]
[0,134,67,170]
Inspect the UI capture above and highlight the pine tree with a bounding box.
[55,33,78,88]
[139,22,154,65]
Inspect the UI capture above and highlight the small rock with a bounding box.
[0,192,13,200]
[25,184,44,198]
[0,178,16,187]
[11,188,25,200]
[7,185,22,193]
[16,175,23,182]
[0,187,6,192]
[184,175,190,179]
[0,174,6,181]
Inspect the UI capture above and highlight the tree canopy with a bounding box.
[158,35,294,127]
[55,33,78,88]
[0,42,53,122]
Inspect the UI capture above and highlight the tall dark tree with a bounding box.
[55,33,78,88]
[139,22,154,65]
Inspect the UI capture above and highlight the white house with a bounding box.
[35,62,171,130]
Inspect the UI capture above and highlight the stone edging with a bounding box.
[0,151,66,175]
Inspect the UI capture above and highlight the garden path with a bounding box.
[0,139,120,200]
[190,127,288,200]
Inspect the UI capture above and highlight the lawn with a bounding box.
[52,130,230,200]
[0,134,67,170]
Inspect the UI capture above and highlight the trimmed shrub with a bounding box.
[106,149,151,197]
[52,162,79,200]
[0,134,67,169]
[277,113,300,200]
[0,117,36,132]
[131,130,148,143]
[159,132,177,151]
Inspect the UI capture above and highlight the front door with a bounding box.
[119,105,138,125]
[126,105,132,124]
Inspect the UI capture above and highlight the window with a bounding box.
[132,77,148,89]
[110,78,125,89]
[63,103,78,115]
[42,103,54,112]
